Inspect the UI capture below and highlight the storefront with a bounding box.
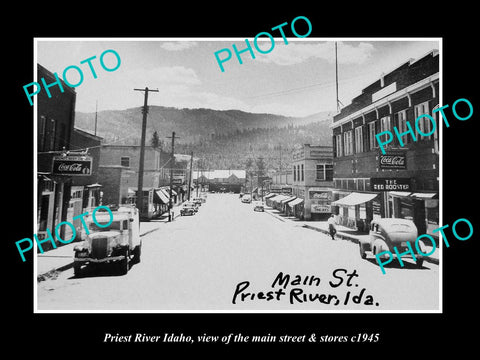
[388,191,439,238]
[287,197,304,218]
[332,191,379,232]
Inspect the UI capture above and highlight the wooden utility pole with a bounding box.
[166,131,178,221]
[187,151,193,201]
[133,87,158,217]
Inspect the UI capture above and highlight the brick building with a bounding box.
[291,144,334,220]
[331,50,439,235]
[36,64,77,248]
[98,145,192,218]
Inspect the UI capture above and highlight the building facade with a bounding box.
[291,144,334,220]
[36,64,77,249]
[98,145,192,218]
[331,50,439,235]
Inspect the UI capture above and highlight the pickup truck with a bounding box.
[73,206,141,276]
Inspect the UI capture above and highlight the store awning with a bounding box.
[411,192,437,199]
[272,195,290,203]
[155,190,169,204]
[389,191,411,197]
[159,188,170,199]
[332,192,378,206]
[288,198,304,207]
[281,196,297,204]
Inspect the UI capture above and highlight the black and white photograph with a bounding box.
[33,38,441,312]
[7,6,479,354]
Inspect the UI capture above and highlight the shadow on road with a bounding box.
[69,261,139,279]
[363,257,428,271]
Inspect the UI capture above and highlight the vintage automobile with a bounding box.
[73,206,141,276]
[253,201,265,212]
[180,205,196,216]
[358,218,425,268]
[182,201,199,212]
[193,197,203,205]
[241,194,252,203]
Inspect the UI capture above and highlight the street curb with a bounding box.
[302,224,440,266]
[266,208,439,266]
[37,215,181,281]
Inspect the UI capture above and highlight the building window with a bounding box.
[301,164,304,181]
[395,110,408,145]
[316,164,334,181]
[414,101,432,140]
[316,164,324,180]
[354,126,363,153]
[47,118,56,151]
[121,156,130,167]
[378,116,391,149]
[368,121,377,150]
[335,134,343,157]
[343,130,353,156]
[38,116,46,152]
[293,165,296,181]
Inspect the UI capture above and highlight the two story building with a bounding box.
[291,144,334,221]
[331,50,439,235]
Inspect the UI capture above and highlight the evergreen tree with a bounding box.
[151,130,160,149]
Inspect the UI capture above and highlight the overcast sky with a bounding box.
[36,38,440,117]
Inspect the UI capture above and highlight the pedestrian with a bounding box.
[327,214,337,240]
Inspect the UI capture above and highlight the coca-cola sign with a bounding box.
[379,153,406,169]
[52,156,92,176]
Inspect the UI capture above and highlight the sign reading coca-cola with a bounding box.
[52,156,92,176]
[379,153,406,169]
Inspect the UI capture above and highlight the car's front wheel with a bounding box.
[359,243,367,259]
[118,249,129,275]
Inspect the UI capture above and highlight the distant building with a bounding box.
[291,144,334,220]
[331,50,439,235]
[193,170,246,193]
[98,144,192,218]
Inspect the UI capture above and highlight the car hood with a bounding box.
[88,230,121,239]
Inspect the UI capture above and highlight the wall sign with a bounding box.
[379,153,406,169]
[52,156,92,176]
[371,177,411,191]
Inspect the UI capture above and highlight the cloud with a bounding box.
[255,41,375,66]
[160,41,198,51]
[125,66,201,87]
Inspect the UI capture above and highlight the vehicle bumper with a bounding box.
[74,255,126,263]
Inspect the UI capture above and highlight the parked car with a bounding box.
[358,218,425,268]
[180,206,196,216]
[183,201,199,212]
[241,194,252,203]
[73,206,141,276]
[253,201,265,212]
[193,197,204,205]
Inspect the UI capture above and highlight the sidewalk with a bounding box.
[264,207,439,265]
[37,204,183,280]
